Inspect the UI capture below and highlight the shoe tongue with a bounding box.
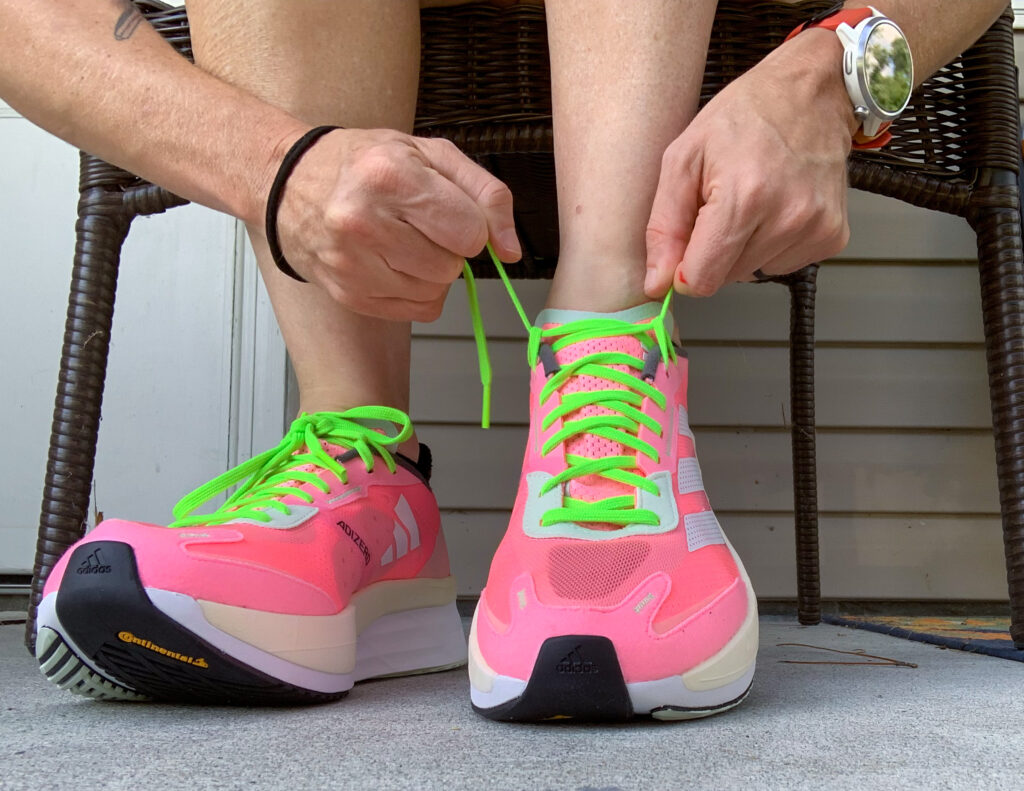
[535,304,666,528]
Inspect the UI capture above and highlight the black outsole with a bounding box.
[47,541,348,706]
[473,635,634,722]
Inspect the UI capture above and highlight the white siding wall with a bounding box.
[413,203,1005,600]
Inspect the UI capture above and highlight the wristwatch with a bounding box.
[786,4,914,149]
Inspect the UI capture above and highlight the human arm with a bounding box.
[0,0,520,320]
[644,0,1009,298]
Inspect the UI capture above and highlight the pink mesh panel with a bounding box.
[527,531,739,614]
[547,540,650,601]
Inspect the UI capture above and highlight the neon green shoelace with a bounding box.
[169,407,412,527]
[469,245,676,527]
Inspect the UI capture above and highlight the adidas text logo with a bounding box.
[76,548,112,575]
[556,645,598,675]
[380,495,420,566]
[338,519,371,566]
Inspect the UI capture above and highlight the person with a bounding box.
[4,0,1005,719]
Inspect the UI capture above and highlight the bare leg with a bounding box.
[544,0,718,312]
[188,0,421,452]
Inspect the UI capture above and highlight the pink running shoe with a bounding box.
[470,302,758,721]
[35,408,466,705]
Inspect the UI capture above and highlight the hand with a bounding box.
[274,128,521,321]
[644,30,858,299]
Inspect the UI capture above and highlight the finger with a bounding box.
[377,215,467,285]
[395,163,492,259]
[317,202,466,287]
[313,247,449,308]
[678,193,758,298]
[411,137,521,262]
[325,289,448,323]
[735,206,850,282]
[752,236,841,281]
[644,144,702,298]
[359,290,451,323]
[723,222,791,284]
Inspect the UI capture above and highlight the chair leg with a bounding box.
[787,266,821,625]
[969,173,1024,649]
[24,155,132,654]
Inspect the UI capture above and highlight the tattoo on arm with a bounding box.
[113,1,144,41]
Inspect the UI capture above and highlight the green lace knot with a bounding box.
[169,407,412,528]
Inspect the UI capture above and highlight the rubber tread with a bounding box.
[36,627,147,701]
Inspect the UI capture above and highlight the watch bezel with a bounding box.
[853,16,913,121]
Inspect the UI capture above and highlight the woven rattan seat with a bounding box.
[25,1,1024,650]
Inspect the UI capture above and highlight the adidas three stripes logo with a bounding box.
[380,495,420,566]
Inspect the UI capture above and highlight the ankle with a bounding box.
[546,252,650,313]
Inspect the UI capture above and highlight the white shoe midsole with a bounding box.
[38,578,467,695]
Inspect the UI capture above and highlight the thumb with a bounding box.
[645,145,702,298]
[413,136,521,263]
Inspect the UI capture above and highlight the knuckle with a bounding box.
[412,299,445,323]
[836,219,851,249]
[322,204,348,234]
[812,209,847,256]
[355,151,404,193]
[478,180,514,211]
[740,178,769,209]
[645,223,672,248]
[318,247,347,271]
[451,221,488,257]
[821,209,846,242]
[686,273,719,298]
[417,278,449,301]
[441,253,466,281]
[323,280,350,306]
[420,136,461,162]
[437,137,461,156]
[660,139,689,171]
[323,208,373,241]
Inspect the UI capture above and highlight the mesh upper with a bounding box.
[486,527,738,626]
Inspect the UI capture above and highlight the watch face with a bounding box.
[863,22,912,114]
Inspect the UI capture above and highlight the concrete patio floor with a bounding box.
[1,615,1021,791]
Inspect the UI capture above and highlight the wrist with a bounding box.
[780,27,861,139]
[237,117,311,228]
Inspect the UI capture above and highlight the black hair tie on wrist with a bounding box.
[265,125,343,283]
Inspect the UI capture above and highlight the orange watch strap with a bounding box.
[852,124,892,150]
[784,7,874,42]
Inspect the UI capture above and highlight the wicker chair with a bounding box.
[24,1,1024,651]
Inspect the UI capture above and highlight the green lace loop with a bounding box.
[169,407,412,527]
[470,244,676,527]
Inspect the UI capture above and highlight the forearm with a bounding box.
[0,0,309,225]
[771,0,1009,139]
[859,0,1009,84]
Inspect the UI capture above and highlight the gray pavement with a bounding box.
[1,616,1022,791]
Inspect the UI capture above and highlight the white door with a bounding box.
[0,103,288,577]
